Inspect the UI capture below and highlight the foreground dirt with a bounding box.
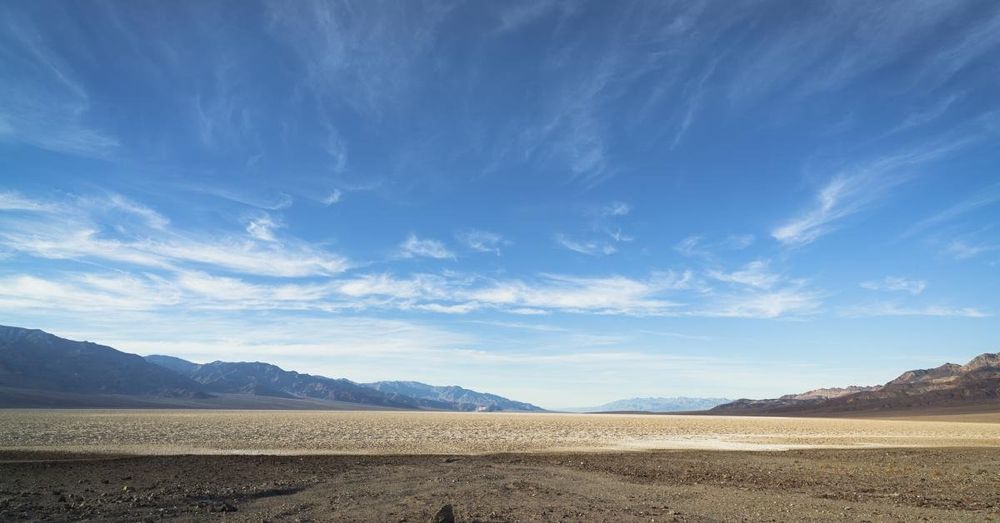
[2,448,999,522]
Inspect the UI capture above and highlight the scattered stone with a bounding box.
[431,504,454,523]
[209,501,238,513]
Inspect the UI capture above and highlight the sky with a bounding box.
[1,1,998,408]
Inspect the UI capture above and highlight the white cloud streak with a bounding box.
[398,234,454,260]
[555,234,616,256]
[708,260,781,290]
[0,191,350,277]
[455,229,507,255]
[841,303,989,318]
[601,201,631,217]
[773,139,973,246]
[703,288,822,319]
[860,276,926,295]
[245,214,282,242]
[322,189,343,205]
[0,9,118,157]
[905,183,1000,238]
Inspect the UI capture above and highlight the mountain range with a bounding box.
[561,397,732,413]
[3,324,998,416]
[711,353,1000,416]
[0,325,542,412]
[362,381,543,412]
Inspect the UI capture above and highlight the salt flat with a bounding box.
[2,409,999,455]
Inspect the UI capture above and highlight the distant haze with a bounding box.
[561,397,733,413]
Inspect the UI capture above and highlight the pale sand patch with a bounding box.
[1,410,999,455]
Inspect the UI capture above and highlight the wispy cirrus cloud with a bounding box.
[554,234,616,256]
[0,268,690,317]
[322,189,343,206]
[773,138,974,246]
[708,260,781,290]
[266,0,452,119]
[841,303,989,318]
[727,1,989,104]
[701,287,822,319]
[0,7,118,157]
[675,234,754,259]
[556,201,635,256]
[945,238,1000,261]
[398,234,454,260]
[860,276,926,295]
[0,191,350,277]
[601,201,631,217]
[244,214,282,242]
[455,229,508,256]
[905,183,1000,238]
[464,272,688,316]
[491,0,568,34]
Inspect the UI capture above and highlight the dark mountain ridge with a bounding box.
[712,353,1000,416]
[151,359,457,410]
[0,326,206,398]
[0,325,542,411]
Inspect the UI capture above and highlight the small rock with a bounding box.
[431,504,454,523]
[210,501,238,513]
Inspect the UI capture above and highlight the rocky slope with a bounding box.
[713,386,879,413]
[712,353,1000,415]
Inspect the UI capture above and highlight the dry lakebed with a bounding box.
[2,409,1000,521]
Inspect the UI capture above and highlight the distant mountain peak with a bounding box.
[964,353,1000,372]
[362,380,543,412]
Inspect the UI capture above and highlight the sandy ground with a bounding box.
[2,410,1000,454]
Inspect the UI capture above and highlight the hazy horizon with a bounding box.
[2,1,998,408]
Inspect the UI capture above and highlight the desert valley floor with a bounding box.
[2,410,1000,521]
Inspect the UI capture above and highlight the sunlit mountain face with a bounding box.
[1,1,998,408]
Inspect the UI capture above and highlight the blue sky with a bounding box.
[1,1,998,408]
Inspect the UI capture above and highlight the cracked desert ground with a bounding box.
[3,410,1000,521]
[2,410,1000,454]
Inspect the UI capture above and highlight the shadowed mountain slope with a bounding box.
[0,325,206,398]
[711,353,1000,416]
[0,325,543,411]
[149,358,452,410]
